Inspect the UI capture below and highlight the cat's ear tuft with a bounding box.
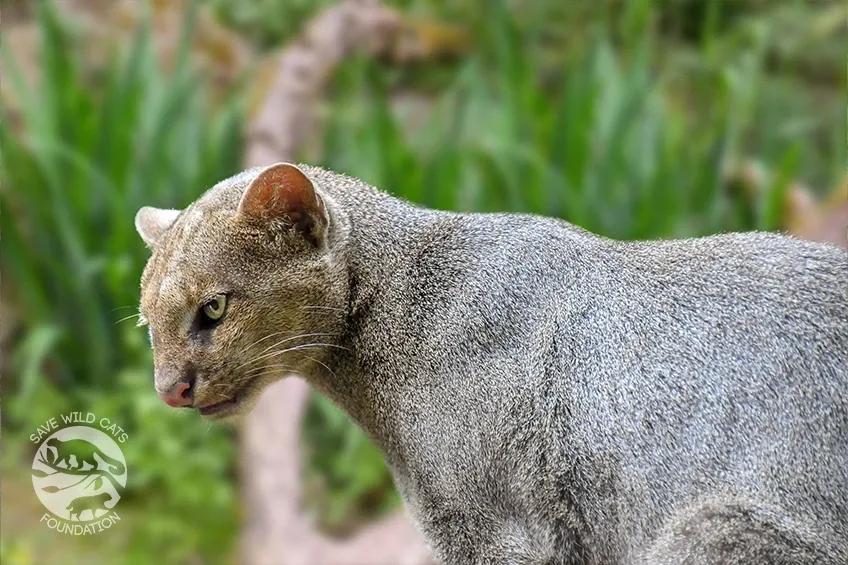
[135,207,180,248]
[238,163,328,246]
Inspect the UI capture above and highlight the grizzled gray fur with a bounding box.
[135,163,848,564]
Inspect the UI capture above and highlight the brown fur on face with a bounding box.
[136,164,349,419]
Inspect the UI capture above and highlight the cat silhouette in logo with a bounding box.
[67,492,114,521]
[44,438,125,476]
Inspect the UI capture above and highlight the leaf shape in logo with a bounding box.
[42,486,61,493]
[91,477,103,490]
[31,469,50,478]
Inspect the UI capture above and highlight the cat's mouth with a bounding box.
[196,368,280,420]
[197,396,239,418]
[196,381,254,419]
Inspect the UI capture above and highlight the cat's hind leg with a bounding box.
[637,495,847,564]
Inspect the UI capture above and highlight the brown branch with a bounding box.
[245,0,403,167]
[241,0,432,565]
[241,2,433,562]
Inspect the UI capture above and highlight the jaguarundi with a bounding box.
[135,163,848,564]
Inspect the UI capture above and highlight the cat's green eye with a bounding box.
[201,294,227,323]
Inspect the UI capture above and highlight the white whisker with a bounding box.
[232,333,342,372]
[300,305,346,313]
[237,342,349,372]
[244,330,291,351]
[303,354,338,380]
[115,313,142,325]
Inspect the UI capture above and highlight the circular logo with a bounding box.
[32,425,127,522]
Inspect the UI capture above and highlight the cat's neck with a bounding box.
[347,194,435,317]
[310,179,448,468]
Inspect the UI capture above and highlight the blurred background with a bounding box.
[1,0,845,563]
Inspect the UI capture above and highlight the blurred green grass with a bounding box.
[1,2,242,563]
[2,0,844,561]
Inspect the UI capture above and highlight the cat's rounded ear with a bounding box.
[238,163,329,247]
[135,207,180,248]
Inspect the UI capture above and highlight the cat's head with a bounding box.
[135,163,349,420]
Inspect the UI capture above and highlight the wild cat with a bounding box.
[135,163,847,564]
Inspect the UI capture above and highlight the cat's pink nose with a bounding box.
[159,380,194,407]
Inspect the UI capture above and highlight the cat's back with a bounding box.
[395,210,847,365]
[602,232,848,379]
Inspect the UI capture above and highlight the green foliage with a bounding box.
[302,395,400,533]
[2,1,243,393]
[206,0,336,49]
[1,2,243,562]
[320,1,841,238]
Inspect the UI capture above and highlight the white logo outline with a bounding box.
[32,425,128,522]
